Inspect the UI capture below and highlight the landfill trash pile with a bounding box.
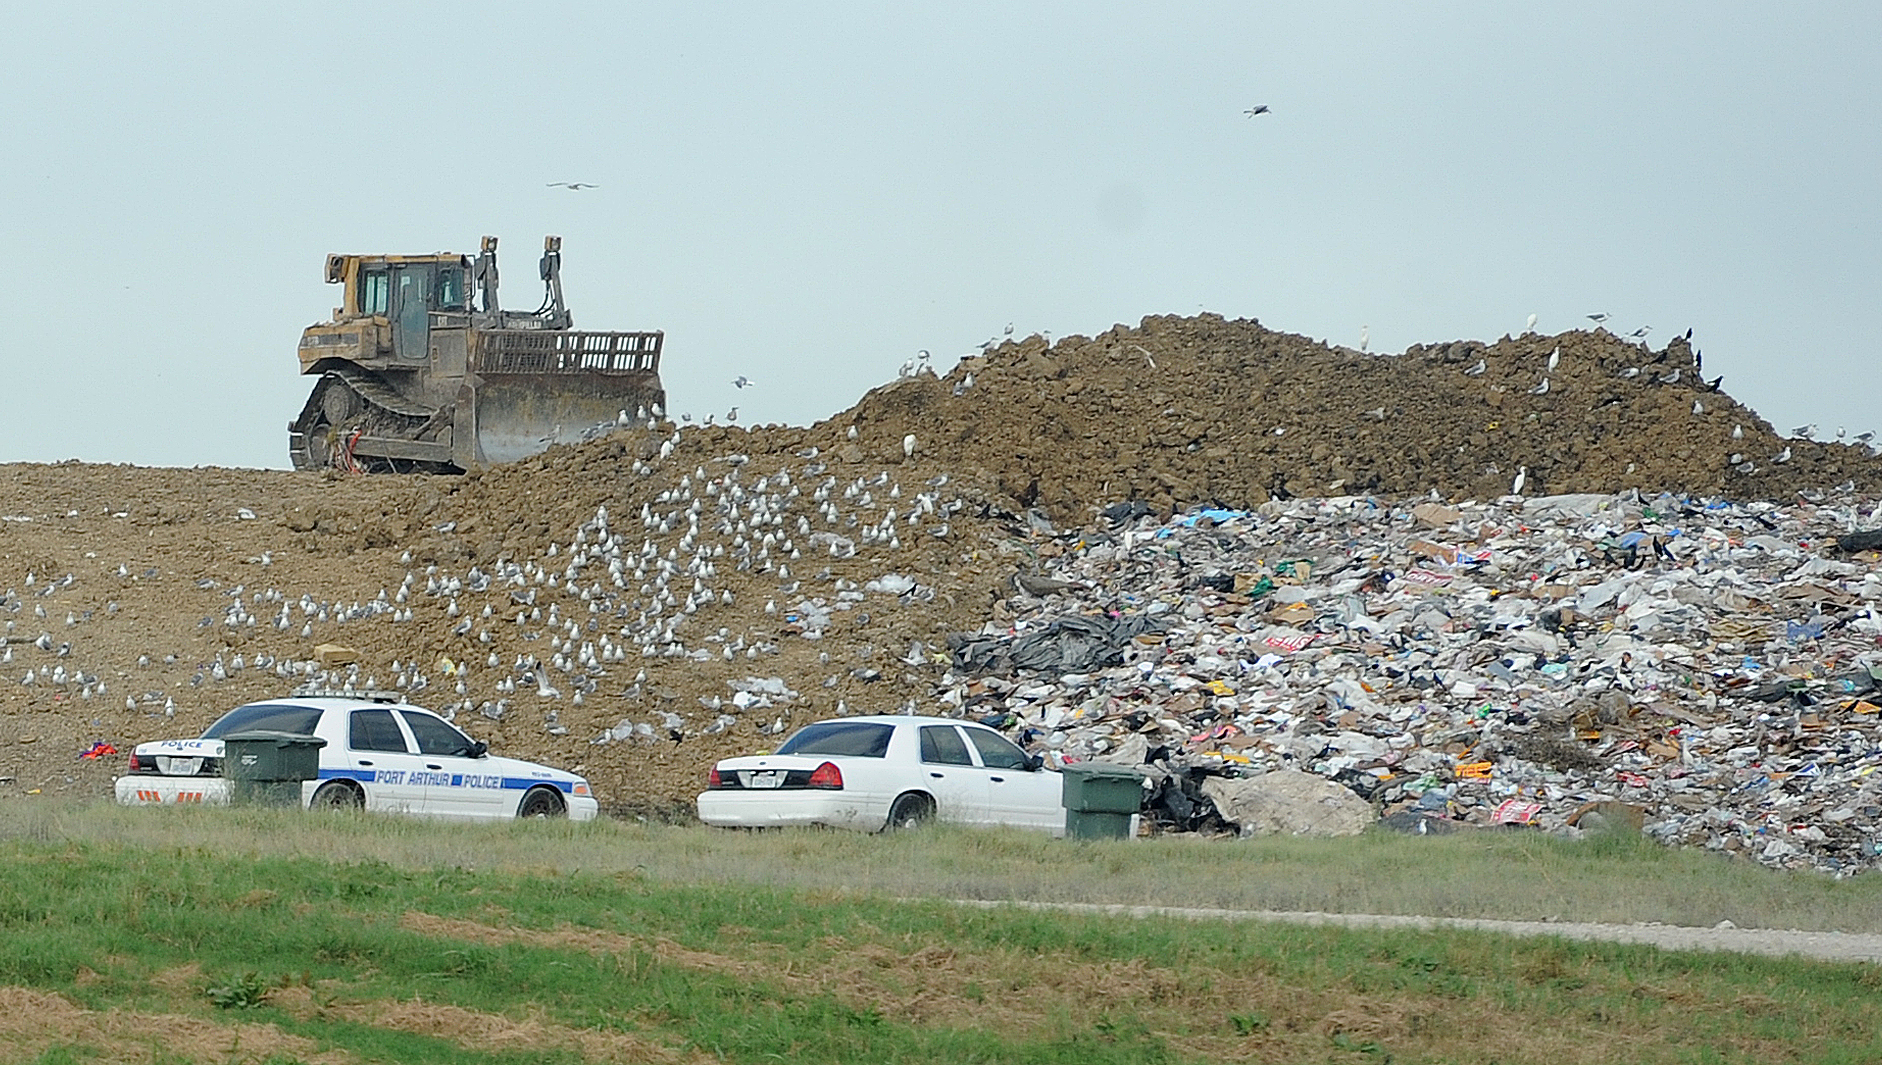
[836,314,1882,520]
[5,312,1882,844]
[934,491,1882,874]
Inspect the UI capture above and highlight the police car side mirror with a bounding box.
[470,741,488,758]
[1026,754,1044,772]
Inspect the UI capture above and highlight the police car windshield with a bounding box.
[201,703,324,739]
[775,721,894,758]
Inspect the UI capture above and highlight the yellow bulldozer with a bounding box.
[289,235,664,472]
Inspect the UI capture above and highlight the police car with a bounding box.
[114,693,599,821]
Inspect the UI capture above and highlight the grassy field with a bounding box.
[3,803,1882,1063]
[10,800,1882,933]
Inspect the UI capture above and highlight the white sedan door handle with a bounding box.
[990,776,1005,783]
[930,772,944,779]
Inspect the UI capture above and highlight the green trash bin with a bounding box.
[1061,762,1146,840]
[222,730,328,808]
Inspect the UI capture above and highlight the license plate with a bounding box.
[745,771,784,789]
[163,757,202,775]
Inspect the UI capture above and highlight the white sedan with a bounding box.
[696,714,1065,834]
[115,694,599,820]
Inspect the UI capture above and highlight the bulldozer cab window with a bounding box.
[360,269,390,317]
[436,266,466,311]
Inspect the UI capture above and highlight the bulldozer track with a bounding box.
[290,370,448,474]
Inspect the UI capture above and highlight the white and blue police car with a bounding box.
[114,692,599,821]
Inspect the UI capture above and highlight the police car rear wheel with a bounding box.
[518,788,565,819]
[310,781,363,811]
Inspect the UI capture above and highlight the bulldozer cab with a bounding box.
[326,254,470,361]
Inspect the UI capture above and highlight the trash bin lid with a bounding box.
[1061,761,1146,780]
[221,730,328,748]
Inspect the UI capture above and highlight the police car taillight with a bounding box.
[127,752,149,772]
[807,762,843,789]
[707,766,724,789]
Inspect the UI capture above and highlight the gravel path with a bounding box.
[955,900,1882,964]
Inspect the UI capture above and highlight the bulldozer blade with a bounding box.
[467,373,666,466]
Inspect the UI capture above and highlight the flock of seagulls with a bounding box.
[7,426,973,741]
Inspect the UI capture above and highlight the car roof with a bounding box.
[235,696,436,714]
[814,714,992,727]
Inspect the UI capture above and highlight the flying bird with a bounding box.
[731,375,754,389]
[1244,104,1271,117]
[546,182,597,190]
[1586,313,1611,324]
[1627,326,1651,340]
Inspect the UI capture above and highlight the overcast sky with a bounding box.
[4,3,1878,469]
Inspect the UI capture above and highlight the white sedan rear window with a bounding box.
[776,722,894,758]
[201,703,323,738]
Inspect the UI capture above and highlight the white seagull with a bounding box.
[1731,424,1743,440]
[546,182,597,190]
[1546,346,1560,372]
[1775,446,1793,463]
[1359,325,1370,352]
[1464,358,1487,376]
[731,376,754,389]
[1528,378,1550,396]
[1692,399,1705,415]
[1525,313,1538,334]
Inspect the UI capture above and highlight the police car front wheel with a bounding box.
[517,788,566,819]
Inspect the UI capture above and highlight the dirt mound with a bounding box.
[830,314,1879,519]
[2,313,1875,814]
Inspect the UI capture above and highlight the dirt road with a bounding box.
[959,899,1882,963]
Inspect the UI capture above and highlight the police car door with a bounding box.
[399,708,504,819]
[345,707,428,813]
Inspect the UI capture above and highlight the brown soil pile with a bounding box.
[1,313,1874,814]
[833,314,1881,519]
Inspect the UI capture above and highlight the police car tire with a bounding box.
[310,781,363,810]
[886,792,934,831]
[517,788,566,819]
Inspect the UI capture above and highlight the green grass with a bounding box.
[8,799,1882,932]
[0,833,1880,1063]
[0,803,1880,1061]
